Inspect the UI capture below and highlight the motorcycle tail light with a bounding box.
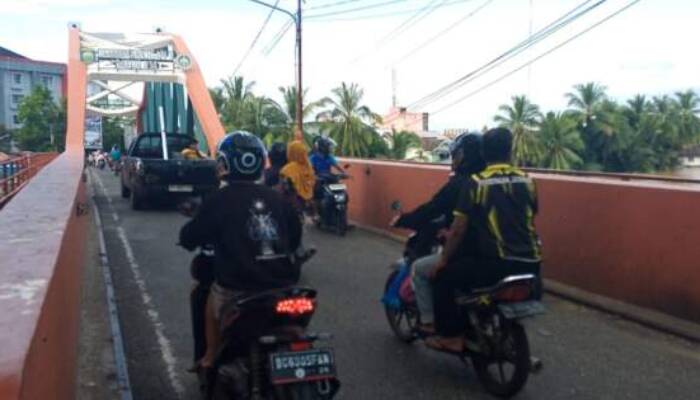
[290,341,312,351]
[492,283,532,302]
[276,298,315,315]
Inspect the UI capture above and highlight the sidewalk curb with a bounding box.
[352,221,700,343]
[544,279,700,343]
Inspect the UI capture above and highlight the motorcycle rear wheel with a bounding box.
[471,322,530,398]
[383,271,418,343]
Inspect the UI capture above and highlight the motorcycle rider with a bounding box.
[264,141,287,187]
[310,136,345,177]
[426,127,542,352]
[391,132,486,335]
[179,132,303,369]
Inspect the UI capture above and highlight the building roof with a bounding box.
[0,45,65,70]
[0,46,27,59]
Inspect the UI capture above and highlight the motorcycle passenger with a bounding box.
[280,140,316,215]
[110,145,122,165]
[264,141,288,187]
[426,127,542,352]
[181,138,207,160]
[179,132,303,369]
[391,133,486,335]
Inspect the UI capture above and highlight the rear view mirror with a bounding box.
[390,200,402,212]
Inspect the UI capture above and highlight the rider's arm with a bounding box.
[284,201,302,251]
[179,195,220,251]
[395,176,462,229]
[431,181,475,276]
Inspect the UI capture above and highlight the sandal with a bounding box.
[416,323,436,336]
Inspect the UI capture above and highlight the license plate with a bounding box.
[328,184,346,191]
[269,348,336,384]
[168,184,193,192]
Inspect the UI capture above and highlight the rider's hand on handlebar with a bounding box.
[428,258,447,279]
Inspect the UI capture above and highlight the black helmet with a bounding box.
[450,132,486,175]
[317,136,336,156]
[268,141,287,168]
[217,131,266,181]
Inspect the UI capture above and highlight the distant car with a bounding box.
[120,133,218,210]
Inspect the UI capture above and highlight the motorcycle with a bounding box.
[382,201,544,398]
[180,201,341,400]
[314,171,350,236]
[97,158,106,170]
[112,159,122,176]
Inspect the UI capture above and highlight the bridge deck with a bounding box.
[87,169,700,400]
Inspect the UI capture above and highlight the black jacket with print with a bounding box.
[180,182,303,291]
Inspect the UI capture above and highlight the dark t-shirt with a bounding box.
[454,164,541,263]
[179,182,302,291]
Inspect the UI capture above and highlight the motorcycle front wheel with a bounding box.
[471,322,530,398]
[383,271,418,343]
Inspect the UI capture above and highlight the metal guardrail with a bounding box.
[0,153,58,208]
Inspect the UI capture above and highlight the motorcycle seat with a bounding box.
[453,274,538,306]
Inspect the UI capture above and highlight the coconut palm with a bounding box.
[675,90,700,144]
[538,112,584,170]
[624,94,649,129]
[218,76,255,131]
[316,82,382,157]
[278,86,325,140]
[494,95,542,166]
[383,129,422,160]
[242,96,287,140]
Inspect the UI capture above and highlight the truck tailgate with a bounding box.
[143,159,218,185]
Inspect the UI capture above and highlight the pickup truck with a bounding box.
[120,133,218,210]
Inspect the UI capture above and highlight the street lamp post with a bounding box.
[250,0,304,141]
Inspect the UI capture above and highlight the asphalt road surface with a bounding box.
[90,169,700,400]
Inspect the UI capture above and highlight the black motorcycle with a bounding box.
[181,204,341,400]
[314,173,349,236]
[382,201,544,398]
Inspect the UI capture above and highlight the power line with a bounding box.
[409,0,604,109]
[393,0,493,64]
[305,0,474,22]
[232,0,281,76]
[379,0,448,46]
[262,19,294,55]
[307,0,368,11]
[431,0,643,115]
[306,0,412,19]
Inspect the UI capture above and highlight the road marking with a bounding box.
[89,171,134,400]
[93,171,185,398]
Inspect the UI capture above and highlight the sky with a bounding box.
[1,0,699,131]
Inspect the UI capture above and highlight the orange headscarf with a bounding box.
[280,141,316,201]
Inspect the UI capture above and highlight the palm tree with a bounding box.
[624,94,649,129]
[278,86,325,141]
[494,95,542,166]
[241,96,287,140]
[218,76,255,131]
[538,112,584,170]
[565,82,611,166]
[316,82,382,157]
[565,82,608,125]
[383,129,422,160]
[675,90,700,144]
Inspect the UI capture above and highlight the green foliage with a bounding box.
[495,82,700,173]
[494,95,542,166]
[0,124,12,153]
[316,82,384,158]
[102,117,127,151]
[15,85,65,152]
[384,129,422,160]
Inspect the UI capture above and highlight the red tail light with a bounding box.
[290,341,312,351]
[276,298,315,315]
[493,284,532,302]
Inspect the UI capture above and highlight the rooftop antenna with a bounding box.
[391,67,398,108]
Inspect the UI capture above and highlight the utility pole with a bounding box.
[295,0,303,140]
[250,0,304,140]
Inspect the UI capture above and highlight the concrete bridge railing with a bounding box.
[341,158,700,324]
[0,151,86,399]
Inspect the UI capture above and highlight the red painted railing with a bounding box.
[0,153,58,209]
